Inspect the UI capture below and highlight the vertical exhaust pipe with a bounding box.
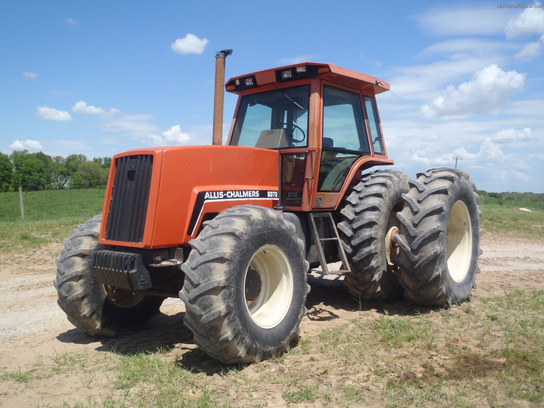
[212,49,233,145]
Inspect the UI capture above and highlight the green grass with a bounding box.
[0,188,104,254]
[282,385,319,403]
[113,352,231,407]
[478,190,544,237]
[0,188,105,221]
[2,290,541,407]
[481,203,544,237]
[478,191,544,210]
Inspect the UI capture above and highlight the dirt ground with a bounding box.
[0,234,543,407]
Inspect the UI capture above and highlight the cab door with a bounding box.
[317,85,371,193]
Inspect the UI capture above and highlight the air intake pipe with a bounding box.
[212,49,233,145]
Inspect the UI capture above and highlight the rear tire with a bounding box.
[338,170,410,301]
[395,168,481,306]
[55,215,164,336]
[179,205,309,364]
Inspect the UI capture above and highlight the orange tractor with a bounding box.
[55,56,481,364]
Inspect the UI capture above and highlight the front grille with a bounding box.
[106,155,153,242]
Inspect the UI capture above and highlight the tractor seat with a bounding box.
[256,129,289,149]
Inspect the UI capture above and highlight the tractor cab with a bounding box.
[226,62,393,210]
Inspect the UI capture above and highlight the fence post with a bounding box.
[19,186,25,219]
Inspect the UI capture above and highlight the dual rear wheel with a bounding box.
[395,168,481,306]
[340,168,481,307]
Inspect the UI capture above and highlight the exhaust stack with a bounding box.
[212,49,233,145]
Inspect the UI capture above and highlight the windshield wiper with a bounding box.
[283,93,305,110]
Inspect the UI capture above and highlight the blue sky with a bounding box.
[1,0,543,192]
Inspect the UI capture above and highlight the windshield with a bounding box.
[230,85,309,149]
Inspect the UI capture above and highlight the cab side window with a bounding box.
[364,96,385,155]
[323,86,369,153]
[318,86,369,192]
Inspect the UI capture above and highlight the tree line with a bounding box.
[0,151,111,192]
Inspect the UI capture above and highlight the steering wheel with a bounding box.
[282,123,306,144]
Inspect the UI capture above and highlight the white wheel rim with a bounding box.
[385,226,399,266]
[243,245,294,329]
[447,200,473,283]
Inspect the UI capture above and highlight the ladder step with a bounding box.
[308,212,351,275]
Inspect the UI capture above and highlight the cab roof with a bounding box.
[226,62,390,96]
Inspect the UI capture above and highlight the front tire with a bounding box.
[338,170,410,301]
[55,215,164,336]
[179,205,309,364]
[395,168,481,306]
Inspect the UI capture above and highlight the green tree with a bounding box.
[70,161,106,189]
[0,152,13,192]
[93,156,112,169]
[51,156,69,189]
[65,154,87,175]
[10,150,54,191]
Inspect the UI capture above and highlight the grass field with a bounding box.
[0,188,542,253]
[0,188,105,252]
[478,190,544,238]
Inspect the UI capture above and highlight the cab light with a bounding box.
[244,77,254,86]
[296,65,307,73]
[281,70,292,80]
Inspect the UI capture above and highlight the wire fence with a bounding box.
[0,188,105,222]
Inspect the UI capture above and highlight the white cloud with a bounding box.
[160,125,191,144]
[421,64,525,119]
[36,106,72,122]
[492,127,534,143]
[103,115,159,138]
[22,72,38,80]
[410,138,503,167]
[516,37,543,59]
[478,138,504,159]
[72,100,119,115]
[511,170,532,181]
[387,55,503,101]
[417,7,511,36]
[505,6,544,39]
[410,152,452,166]
[10,139,43,151]
[506,7,544,60]
[516,32,544,59]
[103,116,191,146]
[171,33,209,55]
[64,18,79,25]
[420,39,512,56]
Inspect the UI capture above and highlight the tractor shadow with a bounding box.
[57,309,193,355]
[56,271,437,375]
[56,311,246,376]
[305,270,436,319]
